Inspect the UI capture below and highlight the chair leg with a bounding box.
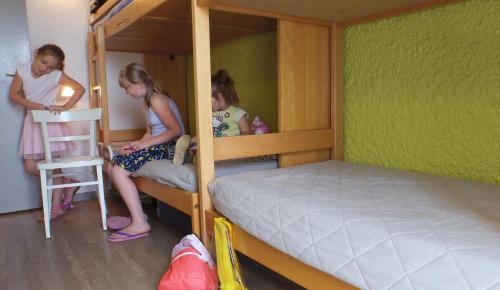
[96,165,107,231]
[39,170,51,239]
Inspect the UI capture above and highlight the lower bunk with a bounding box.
[205,160,500,289]
[104,143,278,237]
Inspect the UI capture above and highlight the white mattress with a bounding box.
[132,158,278,192]
[208,160,500,290]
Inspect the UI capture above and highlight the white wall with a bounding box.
[25,0,89,106]
[106,52,145,130]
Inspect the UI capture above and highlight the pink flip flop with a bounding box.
[107,231,150,242]
[106,216,132,230]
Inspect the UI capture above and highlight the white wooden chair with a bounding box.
[32,108,107,238]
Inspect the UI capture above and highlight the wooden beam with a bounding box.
[86,32,98,110]
[205,210,356,290]
[89,0,120,25]
[133,177,197,216]
[340,0,465,27]
[213,129,334,161]
[96,26,110,144]
[191,0,214,244]
[206,1,331,27]
[332,23,344,160]
[104,0,166,38]
[196,0,214,7]
[109,129,146,141]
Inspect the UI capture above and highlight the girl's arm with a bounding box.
[8,72,45,110]
[130,94,182,151]
[239,115,252,135]
[51,73,85,111]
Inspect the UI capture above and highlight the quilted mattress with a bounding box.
[208,160,500,289]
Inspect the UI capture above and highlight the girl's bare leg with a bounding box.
[110,166,150,235]
[24,159,65,218]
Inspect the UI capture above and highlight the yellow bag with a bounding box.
[214,217,248,290]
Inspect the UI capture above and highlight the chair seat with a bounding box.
[38,156,104,170]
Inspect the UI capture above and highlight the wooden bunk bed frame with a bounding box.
[87,0,464,288]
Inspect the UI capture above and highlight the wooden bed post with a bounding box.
[191,0,214,244]
[96,25,110,144]
[332,23,345,160]
[87,32,98,110]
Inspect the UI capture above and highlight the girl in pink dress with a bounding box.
[9,44,85,219]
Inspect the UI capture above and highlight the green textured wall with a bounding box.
[187,31,277,135]
[345,0,500,183]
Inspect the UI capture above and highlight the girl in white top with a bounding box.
[9,44,85,219]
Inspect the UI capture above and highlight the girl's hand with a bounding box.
[47,105,68,114]
[130,140,148,151]
[119,144,134,155]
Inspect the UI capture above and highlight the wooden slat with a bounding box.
[203,1,331,27]
[278,20,331,167]
[332,23,344,160]
[87,32,98,110]
[133,177,197,216]
[104,0,166,38]
[108,129,146,142]
[340,0,465,27]
[96,26,110,144]
[205,210,356,290]
[89,0,121,25]
[191,0,215,244]
[213,129,334,161]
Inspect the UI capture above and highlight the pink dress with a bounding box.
[17,63,73,160]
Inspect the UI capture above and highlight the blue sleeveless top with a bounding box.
[146,97,185,137]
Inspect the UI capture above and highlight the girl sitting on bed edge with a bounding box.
[103,62,186,242]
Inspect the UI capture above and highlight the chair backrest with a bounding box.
[31,108,102,161]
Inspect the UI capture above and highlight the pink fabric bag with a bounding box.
[158,234,218,290]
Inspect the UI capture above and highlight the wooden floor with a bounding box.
[0,198,304,290]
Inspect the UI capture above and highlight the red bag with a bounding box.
[158,234,218,290]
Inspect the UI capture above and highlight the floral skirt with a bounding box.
[111,141,175,172]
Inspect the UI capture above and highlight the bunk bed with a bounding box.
[87,0,500,289]
[87,0,277,237]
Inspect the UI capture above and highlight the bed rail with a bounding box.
[213,129,334,161]
[103,0,166,38]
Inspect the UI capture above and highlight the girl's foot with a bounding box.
[107,221,151,242]
[50,204,65,220]
[62,178,80,211]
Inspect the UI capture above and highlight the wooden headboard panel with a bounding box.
[278,20,331,167]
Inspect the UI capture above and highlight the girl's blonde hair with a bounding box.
[119,63,165,107]
[211,69,240,106]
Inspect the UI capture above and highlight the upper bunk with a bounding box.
[89,0,465,55]
[89,0,276,54]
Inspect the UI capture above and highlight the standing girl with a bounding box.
[9,44,85,219]
[106,63,185,242]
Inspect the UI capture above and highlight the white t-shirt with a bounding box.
[16,63,62,109]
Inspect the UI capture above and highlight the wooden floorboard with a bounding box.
[0,198,304,290]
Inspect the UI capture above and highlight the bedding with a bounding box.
[208,160,500,289]
[91,0,133,29]
[132,158,278,192]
